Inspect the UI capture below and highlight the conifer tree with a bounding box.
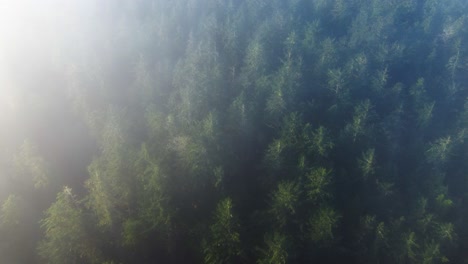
[38,187,101,264]
[203,198,241,264]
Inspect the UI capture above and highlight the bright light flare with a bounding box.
[0,0,95,120]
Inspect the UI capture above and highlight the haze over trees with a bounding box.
[0,0,467,263]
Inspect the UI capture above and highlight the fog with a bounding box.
[0,0,467,263]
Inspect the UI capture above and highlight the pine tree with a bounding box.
[38,187,101,264]
[203,198,241,264]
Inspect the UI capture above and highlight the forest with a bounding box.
[0,0,467,263]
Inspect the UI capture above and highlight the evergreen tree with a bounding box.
[38,187,101,264]
[203,198,241,264]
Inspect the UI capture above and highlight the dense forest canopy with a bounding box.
[0,0,467,263]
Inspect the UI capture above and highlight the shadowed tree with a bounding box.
[426,136,453,167]
[269,181,300,228]
[257,232,288,264]
[306,167,332,204]
[345,99,373,142]
[203,198,242,264]
[310,126,334,157]
[308,207,340,246]
[359,148,376,179]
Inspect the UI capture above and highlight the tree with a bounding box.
[399,231,418,263]
[13,140,49,189]
[0,195,23,228]
[358,148,376,179]
[308,207,340,245]
[327,68,346,96]
[306,167,332,204]
[345,99,373,142]
[203,198,241,264]
[38,187,101,264]
[122,143,171,247]
[426,136,453,166]
[310,126,334,157]
[269,181,300,228]
[85,108,133,228]
[257,232,288,264]
[264,139,284,172]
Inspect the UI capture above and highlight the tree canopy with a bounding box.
[0,0,467,263]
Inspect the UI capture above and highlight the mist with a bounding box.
[0,0,467,263]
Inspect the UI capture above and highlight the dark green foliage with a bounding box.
[0,0,467,263]
[306,167,332,203]
[308,207,340,245]
[269,181,300,228]
[203,198,241,264]
[345,99,374,142]
[310,126,334,157]
[257,232,288,264]
[426,136,453,166]
[359,148,376,179]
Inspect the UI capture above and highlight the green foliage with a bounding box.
[435,193,453,210]
[122,218,142,246]
[264,139,284,171]
[410,78,426,101]
[270,181,300,227]
[85,163,113,227]
[306,167,332,203]
[426,136,453,166]
[279,113,303,147]
[371,67,388,92]
[257,232,288,264]
[145,106,168,141]
[437,222,455,242]
[310,126,334,157]
[266,49,301,120]
[417,101,435,127]
[204,198,241,264]
[213,166,224,189]
[266,87,287,117]
[200,111,219,141]
[85,109,133,228]
[421,241,448,264]
[169,135,208,174]
[345,52,368,79]
[327,68,346,96]
[319,37,337,67]
[358,148,376,179]
[331,0,346,20]
[171,33,222,123]
[375,221,388,246]
[228,92,248,129]
[2,0,468,263]
[302,21,320,55]
[0,195,22,227]
[345,100,373,142]
[309,207,340,245]
[13,140,49,189]
[243,38,266,81]
[377,181,395,196]
[134,144,170,231]
[38,187,101,264]
[400,231,418,262]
